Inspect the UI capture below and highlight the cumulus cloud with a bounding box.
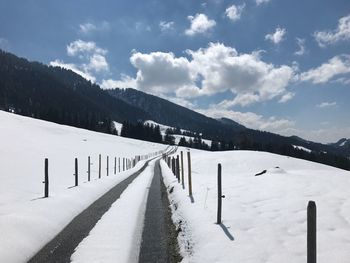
[300,55,350,84]
[185,13,216,36]
[294,38,306,56]
[256,0,271,5]
[159,21,175,32]
[50,40,109,82]
[278,92,295,103]
[265,27,286,44]
[316,101,337,108]
[130,51,195,94]
[225,4,245,22]
[100,75,136,90]
[187,43,294,105]
[199,108,295,134]
[112,42,295,107]
[49,59,96,82]
[314,14,350,47]
[67,40,107,57]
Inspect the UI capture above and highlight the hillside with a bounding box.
[162,148,350,262]
[0,49,150,133]
[0,110,165,262]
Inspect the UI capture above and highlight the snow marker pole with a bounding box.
[44,158,49,198]
[181,151,185,189]
[307,201,317,263]
[98,154,101,179]
[106,156,109,176]
[187,151,192,197]
[74,158,78,187]
[217,163,223,224]
[88,156,91,182]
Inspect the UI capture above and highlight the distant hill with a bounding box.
[0,49,150,133]
[108,88,246,140]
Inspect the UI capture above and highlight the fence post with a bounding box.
[44,158,49,198]
[75,158,78,187]
[181,151,185,189]
[307,200,317,263]
[172,157,175,175]
[123,158,125,171]
[176,155,180,183]
[114,157,117,175]
[217,163,222,224]
[187,151,192,196]
[88,156,91,182]
[99,154,101,179]
[119,157,121,173]
[106,156,109,176]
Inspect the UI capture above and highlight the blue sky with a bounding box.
[0,0,349,143]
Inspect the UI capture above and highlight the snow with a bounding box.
[339,140,348,147]
[161,149,350,263]
[71,160,156,263]
[0,110,165,263]
[112,121,123,135]
[173,134,212,147]
[292,145,312,153]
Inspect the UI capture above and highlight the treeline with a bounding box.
[120,121,162,143]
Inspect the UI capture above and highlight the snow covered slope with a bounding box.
[0,110,165,262]
[162,148,350,263]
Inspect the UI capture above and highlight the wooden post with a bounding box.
[176,155,180,183]
[88,156,91,182]
[119,157,121,173]
[114,157,117,175]
[44,158,49,198]
[187,151,192,196]
[106,156,109,176]
[181,151,185,188]
[75,158,78,187]
[172,157,175,175]
[99,154,101,179]
[217,163,222,224]
[307,201,317,263]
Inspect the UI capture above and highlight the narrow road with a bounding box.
[138,160,181,263]
[28,161,150,263]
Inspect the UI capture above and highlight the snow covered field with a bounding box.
[162,149,350,263]
[0,111,165,262]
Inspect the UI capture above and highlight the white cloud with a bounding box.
[159,21,175,32]
[314,15,350,47]
[0,37,9,50]
[50,40,109,82]
[316,101,337,108]
[294,38,306,56]
[79,21,110,35]
[225,4,245,22]
[86,54,109,72]
[185,13,216,36]
[265,27,286,44]
[300,55,350,84]
[256,0,271,6]
[100,75,136,90]
[199,108,295,134]
[49,59,96,82]
[187,43,294,105]
[333,77,350,85]
[113,42,295,106]
[67,40,107,57]
[130,51,195,94]
[278,92,295,103]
